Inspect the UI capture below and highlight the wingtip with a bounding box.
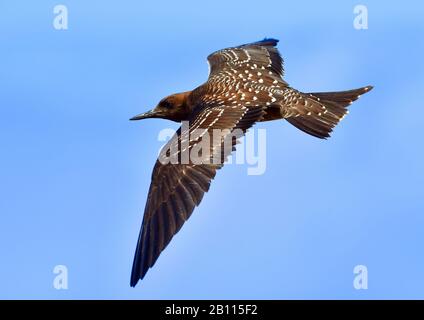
[130,260,149,287]
[130,275,140,287]
[263,37,279,43]
[258,38,279,46]
[358,85,374,95]
[241,38,279,48]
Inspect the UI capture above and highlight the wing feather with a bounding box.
[130,102,264,286]
[207,38,285,79]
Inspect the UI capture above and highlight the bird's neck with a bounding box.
[172,91,194,122]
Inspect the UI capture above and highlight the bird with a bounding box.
[129,38,373,286]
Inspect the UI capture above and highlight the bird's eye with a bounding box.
[161,101,173,109]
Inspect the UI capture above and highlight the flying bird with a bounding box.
[129,38,373,286]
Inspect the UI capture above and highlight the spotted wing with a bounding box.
[207,38,285,82]
[130,102,265,286]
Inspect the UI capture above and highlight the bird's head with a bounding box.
[130,91,191,122]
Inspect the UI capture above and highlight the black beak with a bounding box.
[129,110,158,121]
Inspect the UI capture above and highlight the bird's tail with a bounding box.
[285,86,373,139]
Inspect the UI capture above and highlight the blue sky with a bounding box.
[1,0,423,299]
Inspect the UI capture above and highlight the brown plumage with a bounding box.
[129,38,373,286]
